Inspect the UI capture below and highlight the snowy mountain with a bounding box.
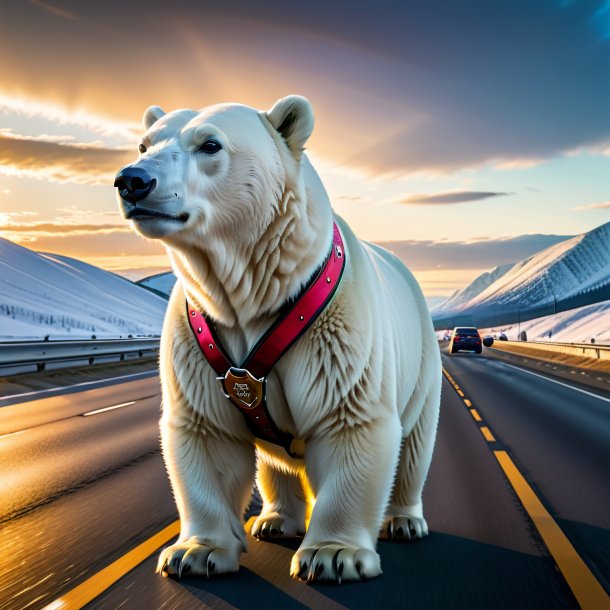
[436,263,513,312]
[0,238,167,340]
[434,221,610,318]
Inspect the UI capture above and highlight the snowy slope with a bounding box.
[435,221,610,315]
[0,238,167,340]
[137,271,176,298]
[480,299,610,343]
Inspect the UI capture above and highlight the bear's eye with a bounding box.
[138,143,147,154]
[199,140,222,154]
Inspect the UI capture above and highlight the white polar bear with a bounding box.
[115,95,441,583]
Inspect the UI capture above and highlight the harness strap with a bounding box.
[187,222,346,456]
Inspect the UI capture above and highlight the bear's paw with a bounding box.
[380,515,429,541]
[157,537,239,579]
[290,544,381,583]
[251,512,304,539]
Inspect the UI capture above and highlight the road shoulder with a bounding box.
[482,346,610,395]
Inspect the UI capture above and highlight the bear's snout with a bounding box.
[114,166,157,204]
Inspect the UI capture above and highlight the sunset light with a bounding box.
[1,2,609,609]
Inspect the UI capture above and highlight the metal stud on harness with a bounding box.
[186,222,346,457]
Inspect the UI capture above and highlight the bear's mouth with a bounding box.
[124,204,189,222]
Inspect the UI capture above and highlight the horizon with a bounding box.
[0,0,609,299]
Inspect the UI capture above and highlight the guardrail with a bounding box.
[490,340,610,361]
[0,338,161,372]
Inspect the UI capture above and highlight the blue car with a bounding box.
[449,327,482,354]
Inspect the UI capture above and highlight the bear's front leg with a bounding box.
[157,415,255,579]
[291,416,401,583]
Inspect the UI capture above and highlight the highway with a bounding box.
[0,347,608,609]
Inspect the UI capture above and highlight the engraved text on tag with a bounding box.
[223,367,264,409]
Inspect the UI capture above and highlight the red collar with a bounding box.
[186,222,346,456]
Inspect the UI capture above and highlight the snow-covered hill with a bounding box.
[480,299,610,343]
[434,221,610,317]
[0,238,167,340]
[137,271,176,298]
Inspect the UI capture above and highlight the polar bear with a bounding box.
[115,96,441,583]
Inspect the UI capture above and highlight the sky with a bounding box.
[0,0,608,301]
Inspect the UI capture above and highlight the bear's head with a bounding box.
[114,96,314,246]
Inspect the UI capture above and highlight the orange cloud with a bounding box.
[0,132,133,185]
[573,201,610,211]
[0,222,130,235]
[0,93,139,142]
[1,229,165,257]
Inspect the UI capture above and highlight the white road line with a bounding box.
[81,401,136,417]
[0,371,157,403]
[495,361,610,404]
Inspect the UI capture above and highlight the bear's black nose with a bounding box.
[114,167,157,203]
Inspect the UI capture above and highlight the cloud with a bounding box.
[0,208,129,241]
[1,1,608,176]
[0,128,104,146]
[0,132,133,185]
[336,194,366,203]
[400,191,511,205]
[4,231,166,258]
[1,223,130,235]
[53,205,119,220]
[30,0,80,21]
[573,201,610,211]
[0,93,139,146]
[493,158,546,171]
[376,234,574,271]
[0,211,39,223]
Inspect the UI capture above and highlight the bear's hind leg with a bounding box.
[157,419,255,579]
[382,387,440,541]
[251,453,308,539]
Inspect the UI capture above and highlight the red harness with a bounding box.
[186,222,346,457]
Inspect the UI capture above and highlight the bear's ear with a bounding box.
[142,106,166,130]
[265,96,314,160]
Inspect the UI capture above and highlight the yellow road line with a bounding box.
[456,389,465,397]
[444,365,609,607]
[463,398,472,407]
[242,518,348,610]
[45,517,345,610]
[43,520,180,609]
[480,426,495,442]
[494,451,610,610]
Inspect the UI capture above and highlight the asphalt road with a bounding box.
[0,348,608,609]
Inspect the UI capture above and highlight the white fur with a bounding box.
[118,96,441,583]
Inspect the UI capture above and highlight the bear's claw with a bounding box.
[157,538,238,579]
[290,545,381,583]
